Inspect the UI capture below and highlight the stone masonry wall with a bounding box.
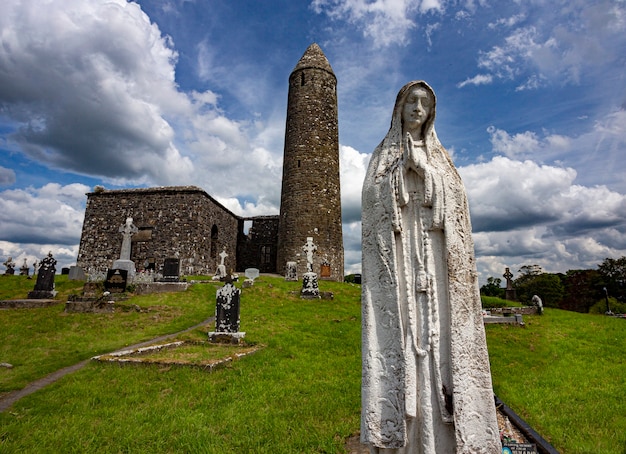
[77,187,240,276]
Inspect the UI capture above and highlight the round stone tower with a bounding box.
[276,43,344,281]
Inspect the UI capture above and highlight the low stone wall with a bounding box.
[65,300,114,313]
[0,299,60,309]
[134,282,189,294]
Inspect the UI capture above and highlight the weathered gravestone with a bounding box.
[68,265,86,281]
[320,260,331,279]
[243,267,259,288]
[104,269,128,293]
[209,279,245,344]
[112,217,138,281]
[161,257,180,282]
[504,267,517,301]
[3,256,15,275]
[531,294,543,315]
[19,258,29,276]
[285,261,298,281]
[212,249,228,281]
[300,237,320,299]
[361,81,500,453]
[28,252,57,299]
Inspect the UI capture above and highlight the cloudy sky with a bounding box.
[1,0,625,284]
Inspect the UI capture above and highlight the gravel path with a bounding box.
[0,316,214,413]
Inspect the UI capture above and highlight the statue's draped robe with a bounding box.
[361,81,501,454]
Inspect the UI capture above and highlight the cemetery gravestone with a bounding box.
[3,256,15,275]
[213,249,228,280]
[209,279,245,344]
[28,252,57,299]
[300,237,320,299]
[285,261,298,281]
[531,294,543,315]
[104,269,128,293]
[320,261,331,278]
[112,217,138,281]
[19,258,29,276]
[161,258,180,282]
[504,267,517,301]
[243,267,259,288]
[68,266,86,281]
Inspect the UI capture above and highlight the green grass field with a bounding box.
[1,274,624,453]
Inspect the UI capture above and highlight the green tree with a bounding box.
[514,270,564,307]
[480,277,504,298]
[560,269,603,312]
[597,257,626,303]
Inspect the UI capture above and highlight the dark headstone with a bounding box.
[104,269,128,293]
[61,267,70,275]
[28,252,57,299]
[354,273,362,284]
[161,258,180,282]
[215,282,241,333]
[19,266,29,276]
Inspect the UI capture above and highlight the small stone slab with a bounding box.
[244,268,260,280]
[502,443,538,453]
[208,332,246,344]
[483,314,524,325]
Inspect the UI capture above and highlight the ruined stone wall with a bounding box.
[276,44,344,280]
[77,187,240,276]
[237,216,279,273]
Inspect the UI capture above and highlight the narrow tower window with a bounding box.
[301,72,305,86]
[210,224,218,259]
[297,159,301,168]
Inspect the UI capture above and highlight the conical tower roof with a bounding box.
[292,43,334,75]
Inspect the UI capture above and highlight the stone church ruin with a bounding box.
[77,44,344,280]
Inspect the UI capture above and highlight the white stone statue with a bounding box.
[118,217,138,260]
[361,81,501,453]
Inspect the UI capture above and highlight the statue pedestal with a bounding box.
[112,259,136,281]
[301,272,320,299]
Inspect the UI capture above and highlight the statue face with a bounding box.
[402,86,432,133]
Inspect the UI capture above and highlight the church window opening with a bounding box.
[260,245,272,265]
[210,225,218,259]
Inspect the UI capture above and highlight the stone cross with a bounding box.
[302,237,317,273]
[3,256,15,275]
[118,217,138,261]
[219,249,228,266]
[503,267,514,290]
